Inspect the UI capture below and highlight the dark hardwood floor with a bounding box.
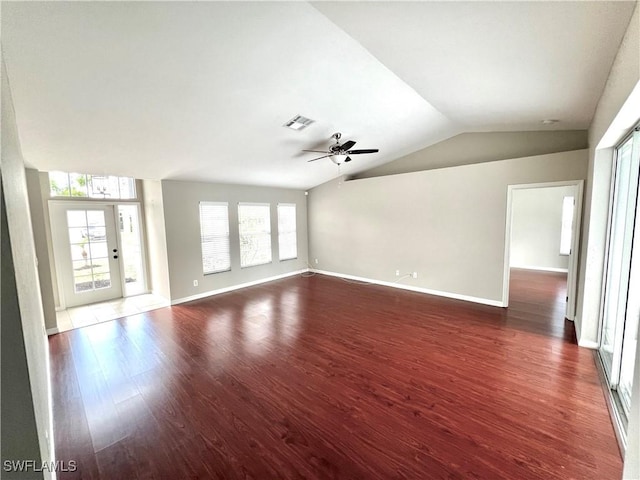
[49,269,621,479]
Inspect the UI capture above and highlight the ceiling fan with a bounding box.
[303,133,379,165]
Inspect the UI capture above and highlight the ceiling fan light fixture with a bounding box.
[331,154,348,165]
[284,115,315,131]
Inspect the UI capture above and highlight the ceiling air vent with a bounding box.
[284,115,314,131]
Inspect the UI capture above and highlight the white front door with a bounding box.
[50,203,123,307]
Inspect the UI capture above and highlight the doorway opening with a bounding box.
[502,180,584,322]
[50,201,148,310]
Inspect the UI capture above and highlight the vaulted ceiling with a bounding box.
[1,1,635,189]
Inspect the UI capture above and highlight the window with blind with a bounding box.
[238,203,272,267]
[278,204,297,261]
[199,202,231,274]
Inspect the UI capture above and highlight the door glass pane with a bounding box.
[88,242,108,259]
[66,210,87,227]
[67,210,112,294]
[95,273,111,290]
[70,244,87,261]
[600,137,637,376]
[118,205,145,296]
[68,228,86,244]
[74,275,94,292]
[600,129,640,424]
[618,302,638,415]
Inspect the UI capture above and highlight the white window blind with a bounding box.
[199,202,231,274]
[560,196,574,255]
[278,204,297,261]
[238,203,272,268]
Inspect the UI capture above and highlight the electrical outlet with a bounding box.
[193,280,198,287]
[412,272,418,279]
[314,258,319,264]
[395,270,400,277]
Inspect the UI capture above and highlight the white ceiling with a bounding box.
[1,1,635,189]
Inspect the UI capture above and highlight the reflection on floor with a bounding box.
[49,272,622,479]
[55,293,170,332]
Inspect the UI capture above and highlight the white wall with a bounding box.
[308,149,587,305]
[358,130,588,179]
[510,186,575,271]
[142,179,171,299]
[623,329,640,479]
[1,57,53,478]
[161,180,309,302]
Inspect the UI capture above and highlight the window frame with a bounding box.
[277,203,298,261]
[199,201,231,275]
[49,171,137,200]
[238,202,273,268]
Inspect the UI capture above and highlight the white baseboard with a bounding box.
[510,265,568,273]
[171,269,309,306]
[46,327,59,335]
[312,269,505,308]
[574,319,600,349]
[578,339,599,349]
[151,289,170,300]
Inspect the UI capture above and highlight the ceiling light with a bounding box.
[541,119,559,125]
[284,115,315,131]
[330,154,348,165]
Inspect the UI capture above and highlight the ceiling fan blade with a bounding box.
[302,149,330,154]
[307,155,331,162]
[344,156,352,163]
[340,140,356,151]
[346,149,379,154]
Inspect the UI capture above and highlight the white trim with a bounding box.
[594,353,628,455]
[510,265,569,273]
[312,269,505,307]
[171,269,308,305]
[578,339,600,349]
[46,327,59,335]
[573,316,599,348]
[597,80,640,149]
[567,180,584,320]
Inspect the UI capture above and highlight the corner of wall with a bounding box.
[25,169,57,331]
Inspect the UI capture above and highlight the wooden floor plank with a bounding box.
[49,269,622,479]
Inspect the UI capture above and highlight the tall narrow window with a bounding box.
[199,202,231,274]
[278,204,297,261]
[559,196,574,255]
[238,203,272,268]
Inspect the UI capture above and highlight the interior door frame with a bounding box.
[501,179,584,320]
